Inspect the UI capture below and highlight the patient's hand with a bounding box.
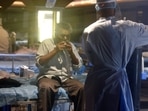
[56,41,67,51]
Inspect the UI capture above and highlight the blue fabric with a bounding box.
[0,75,86,107]
[95,2,116,11]
[0,85,38,107]
[82,17,148,111]
[55,87,69,99]
[73,65,86,75]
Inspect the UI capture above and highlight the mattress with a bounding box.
[0,84,38,107]
[0,75,38,107]
[0,75,71,107]
[0,76,87,111]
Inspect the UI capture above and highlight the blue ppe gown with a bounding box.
[82,17,148,111]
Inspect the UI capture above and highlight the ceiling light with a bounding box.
[11,1,25,7]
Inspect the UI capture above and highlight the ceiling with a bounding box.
[0,0,74,12]
[0,0,148,12]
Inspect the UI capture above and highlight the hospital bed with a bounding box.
[0,54,37,111]
[0,54,86,111]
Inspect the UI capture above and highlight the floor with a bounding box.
[140,101,148,111]
[140,80,148,111]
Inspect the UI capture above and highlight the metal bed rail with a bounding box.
[0,54,36,73]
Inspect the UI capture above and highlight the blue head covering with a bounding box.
[95,0,117,11]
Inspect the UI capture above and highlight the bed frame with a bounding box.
[0,54,36,73]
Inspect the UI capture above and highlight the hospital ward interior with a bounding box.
[0,0,148,111]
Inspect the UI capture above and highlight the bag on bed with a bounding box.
[0,78,22,88]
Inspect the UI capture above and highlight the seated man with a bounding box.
[36,22,85,111]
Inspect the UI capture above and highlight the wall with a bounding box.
[62,1,148,42]
[63,5,96,42]
[2,1,148,44]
